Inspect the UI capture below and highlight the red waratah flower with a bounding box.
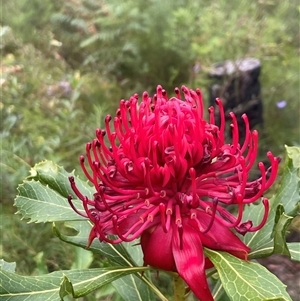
[68,85,279,301]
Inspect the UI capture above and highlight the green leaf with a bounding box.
[272,205,293,256]
[205,249,292,301]
[15,181,84,222]
[285,145,300,169]
[53,222,160,301]
[0,262,149,301]
[70,247,93,270]
[123,239,144,266]
[53,220,138,267]
[0,260,16,273]
[244,200,273,258]
[112,275,155,301]
[287,243,300,262]
[245,146,300,258]
[14,160,97,223]
[277,146,300,216]
[94,282,123,301]
[59,275,74,300]
[28,160,94,200]
[212,279,230,301]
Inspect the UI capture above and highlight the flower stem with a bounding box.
[174,275,186,301]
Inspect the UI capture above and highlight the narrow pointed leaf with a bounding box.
[205,249,292,301]
[0,263,149,301]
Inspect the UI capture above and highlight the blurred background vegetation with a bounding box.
[1,0,299,299]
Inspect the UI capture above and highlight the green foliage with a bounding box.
[244,146,300,258]
[1,27,121,204]
[1,0,59,51]
[0,261,151,301]
[2,146,298,300]
[51,0,193,92]
[205,249,292,301]
[49,0,300,152]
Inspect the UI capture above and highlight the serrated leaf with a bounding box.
[245,146,300,258]
[287,243,300,262]
[0,264,149,301]
[28,160,94,200]
[14,181,85,222]
[14,160,96,223]
[205,249,292,301]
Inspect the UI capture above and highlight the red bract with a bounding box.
[68,85,279,301]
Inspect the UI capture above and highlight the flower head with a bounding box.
[68,85,279,301]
